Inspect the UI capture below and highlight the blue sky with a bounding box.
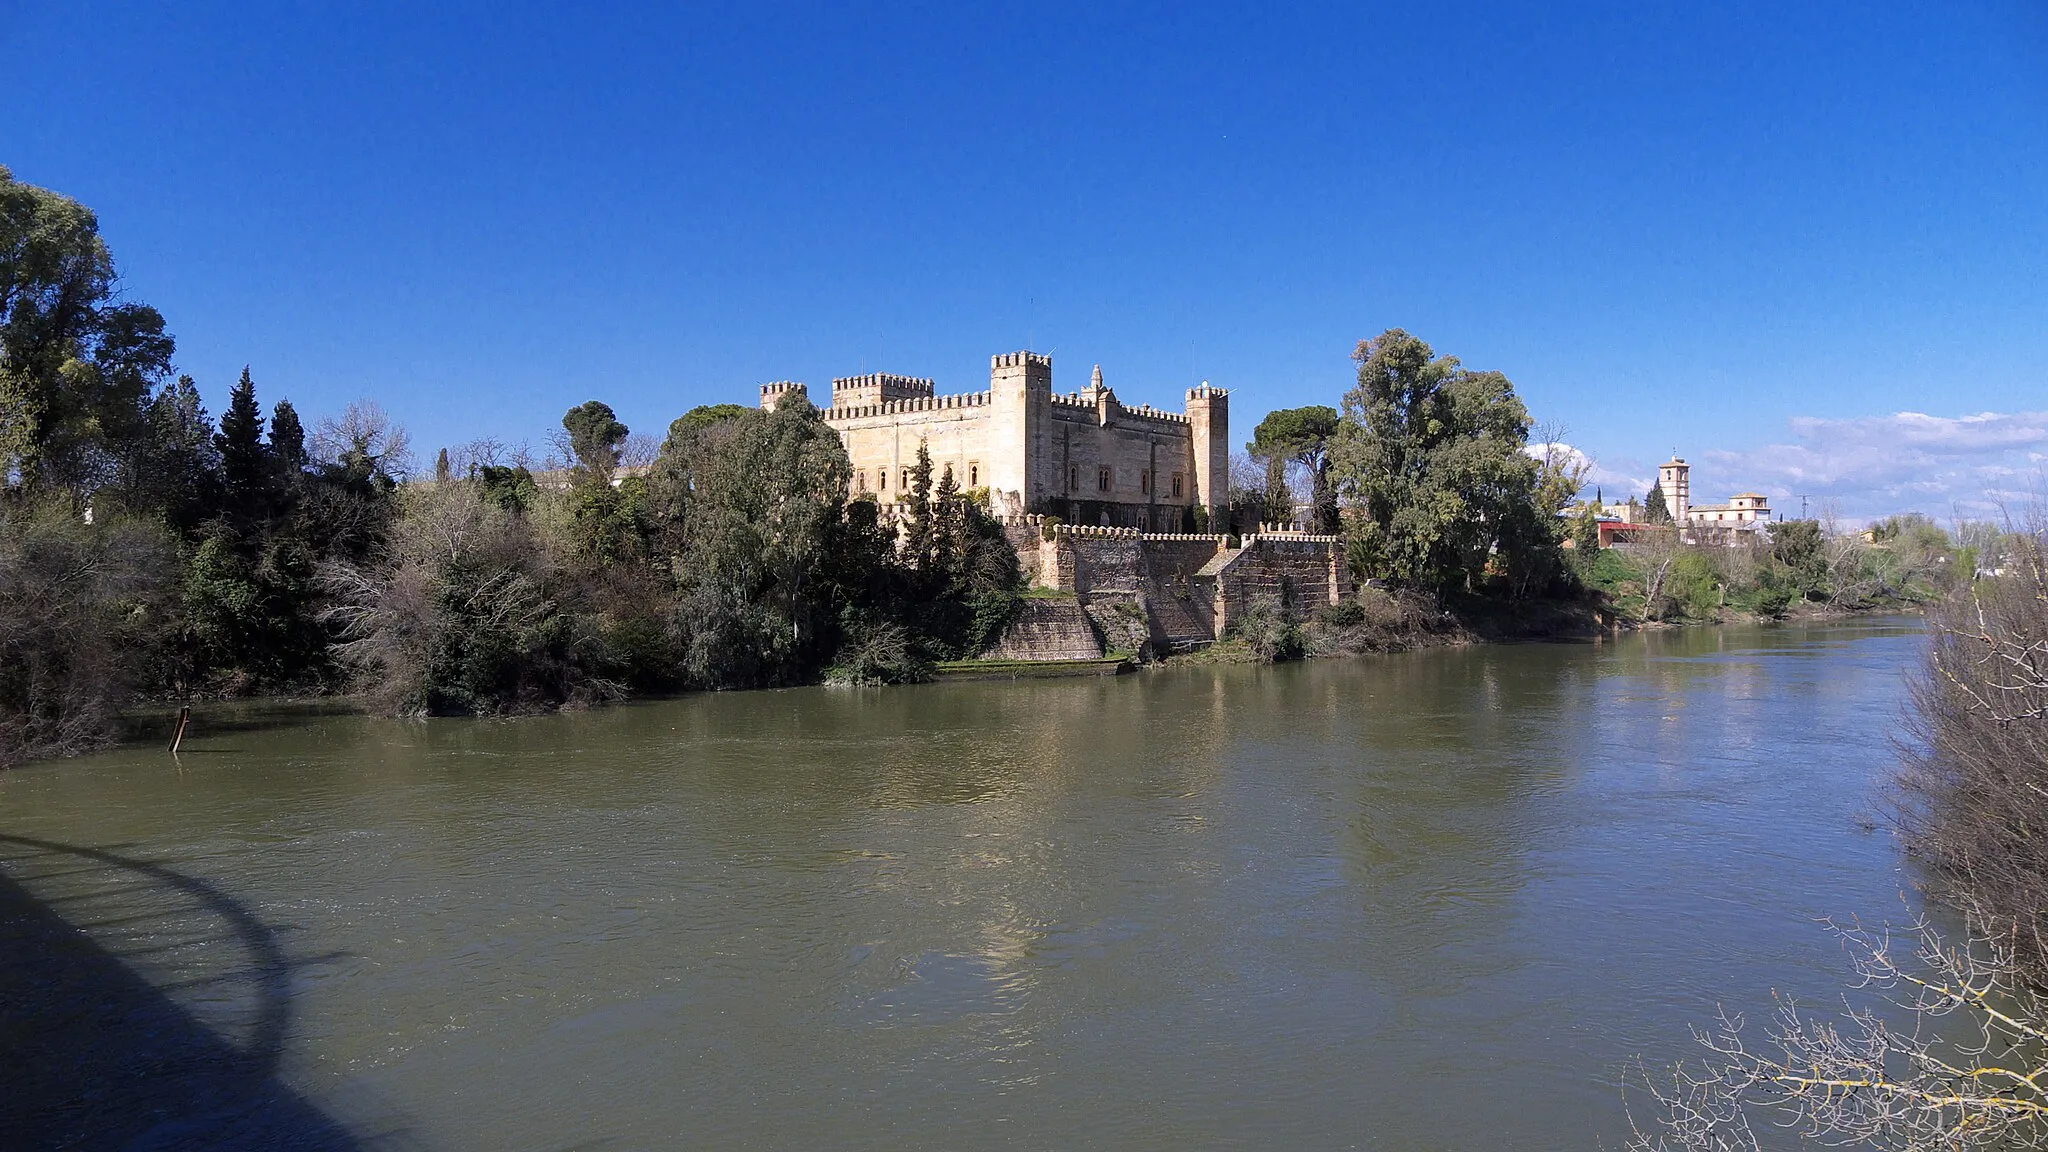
[5,1,2044,520]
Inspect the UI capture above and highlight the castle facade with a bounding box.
[759,351,1229,531]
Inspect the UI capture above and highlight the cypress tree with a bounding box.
[435,447,451,483]
[903,440,935,571]
[268,399,307,476]
[1643,483,1672,525]
[933,462,962,578]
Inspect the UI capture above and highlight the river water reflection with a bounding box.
[1,619,1926,1149]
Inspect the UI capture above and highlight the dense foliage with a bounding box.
[1331,329,1567,599]
[0,169,1030,764]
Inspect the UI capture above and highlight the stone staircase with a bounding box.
[984,597,1105,661]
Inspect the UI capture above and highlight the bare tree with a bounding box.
[312,399,415,480]
[617,431,660,472]
[1630,919,2048,1150]
[1899,503,2048,977]
[448,437,508,477]
[1530,420,1593,516]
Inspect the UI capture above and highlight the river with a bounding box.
[0,618,1927,1149]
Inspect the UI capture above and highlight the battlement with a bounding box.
[1046,392,1193,425]
[1186,382,1227,403]
[826,390,991,421]
[1243,532,1343,546]
[1052,523,1142,540]
[758,381,809,410]
[991,351,1052,369]
[831,372,935,407]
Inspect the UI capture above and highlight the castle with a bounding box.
[755,351,1348,657]
[758,351,1230,530]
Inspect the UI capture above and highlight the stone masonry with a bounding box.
[759,352,1229,531]
[990,519,1352,657]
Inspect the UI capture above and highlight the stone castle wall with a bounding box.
[985,520,1348,656]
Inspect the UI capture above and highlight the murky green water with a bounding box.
[1,619,1928,1149]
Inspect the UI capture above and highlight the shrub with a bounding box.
[0,503,169,766]
[1234,593,1305,662]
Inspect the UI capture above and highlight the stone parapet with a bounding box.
[825,390,992,422]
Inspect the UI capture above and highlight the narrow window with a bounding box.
[1172,472,1184,498]
[969,463,979,487]
[879,468,887,490]
[857,470,868,492]
[1069,465,1079,491]
[1098,466,1112,492]
[1140,470,1150,495]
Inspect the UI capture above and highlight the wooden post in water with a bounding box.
[168,706,190,754]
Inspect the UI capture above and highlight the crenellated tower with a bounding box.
[988,351,1052,511]
[758,381,809,411]
[1185,382,1229,525]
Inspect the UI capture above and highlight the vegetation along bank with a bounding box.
[0,166,1983,767]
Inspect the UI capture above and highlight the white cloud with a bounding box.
[1525,442,1651,503]
[1693,410,2048,524]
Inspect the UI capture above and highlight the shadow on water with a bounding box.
[0,834,394,1151]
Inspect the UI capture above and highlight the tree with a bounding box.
[1643,483,1673,525]
[1330,329,1553,597]
[434,447,451,482]
[1771,519,1826,594]
[1251,406,1340,532]
[1632,920,2048,1150]
[313,400,412,486]
[670,394,856,687]
[561,399,628,486]
[0,166,176,497]
[0,500,171,765]
[269,399,308,478]
[1571,505,1602,558]
[214,367,273,529]
[1899,514,2048,980]
[903,440,936,571]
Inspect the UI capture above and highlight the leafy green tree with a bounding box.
[1571,505,1602,558]
[1643,483,1673,525]
[1250,405,1340,532]
[1330,329,1554,597]
[670,394,856,687]
[1770,519,1826,594]
[0,166,176,497]
[670,403,751,435]
[561,400,628,485]
[107,375,218,534]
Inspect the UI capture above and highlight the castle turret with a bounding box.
[1186,382,1229,525]
[831,373,934,408]
[989,351,1052,513]
[759,381,808,411]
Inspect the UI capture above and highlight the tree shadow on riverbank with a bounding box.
[0,834,396,1150]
